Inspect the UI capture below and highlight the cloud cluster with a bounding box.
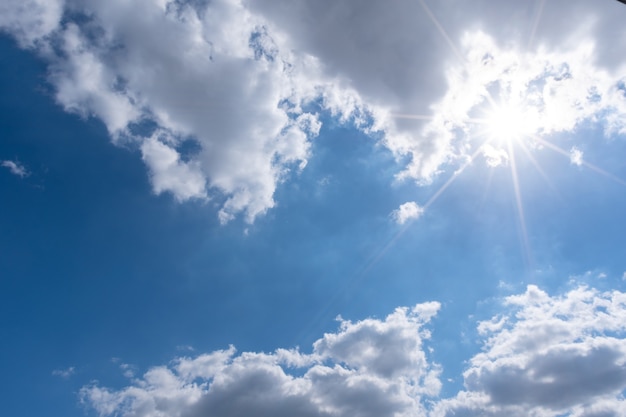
[81,304,442,417]
[434,285,626,417]
[1,0,625,222]
[81,285,626,417]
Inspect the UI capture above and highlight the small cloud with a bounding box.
[118,363,137,379]
[391,201,424,224]
[1,160,29,178]
[622,272,626,281]
[176,345,195,352]
[482,144,509,167]
[597,272,607,279]
[569,146,584,166]
[52,367,75,379]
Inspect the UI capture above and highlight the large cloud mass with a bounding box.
[1,0,625,222]
[434,285,626,417]
[81,304,442,417]
[81,285,626,417]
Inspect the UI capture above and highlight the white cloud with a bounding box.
[1,160,29,178]
[80,285,626,416]
[570,146,584,166]
[52,367,75,379]
[81,303,441,417]
[419,30,626,182]
[2,0,625,223]
[0,0,63,47]
[433,285,626,417]
[141,136,207,202]
[391,202,425,225]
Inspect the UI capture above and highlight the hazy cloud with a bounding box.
[1,160,29,178]
[52,367,75,379]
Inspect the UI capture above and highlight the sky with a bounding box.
[1,0,626,416]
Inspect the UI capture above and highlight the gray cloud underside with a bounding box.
[81,286,626,417]
[1,0,625,222]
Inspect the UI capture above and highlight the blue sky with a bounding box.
[2,1,626,416]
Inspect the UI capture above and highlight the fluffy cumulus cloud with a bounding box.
[434,285,626,417]
[391,201,425,225]
[1,0,625,222]
[81,304,442,417]
[570,146,584,166]
[80,285,626,417]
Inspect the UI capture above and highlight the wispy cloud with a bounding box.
[52,367,75,379]
[1,160,29,178]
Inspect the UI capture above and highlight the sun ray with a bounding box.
[516,138,562,199]
[507,142,534,269]
[418,0,465,63]
[527,0,547,49]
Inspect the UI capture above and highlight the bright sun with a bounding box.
[484,102,531,145]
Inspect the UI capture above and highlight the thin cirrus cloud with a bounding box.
[1,160,29,177]
[0,0,625,222]
[81,285,626,417]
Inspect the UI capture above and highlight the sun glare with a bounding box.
[484,102,531,145]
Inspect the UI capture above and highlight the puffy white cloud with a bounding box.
[1,160,29,178]
[79,285,626,417]
[391,202,425,225]
[433,285,626,417]
[570,146,584,166]
[81,304,441,417]
[141,135,206,202]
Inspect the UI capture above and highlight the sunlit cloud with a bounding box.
[81,304,442,417]
[391,201,425,225]
[569,146,584,166]
[419,30,626,171]
[434,285,626,417]
[81,285,626,417]
[481,144,509,168]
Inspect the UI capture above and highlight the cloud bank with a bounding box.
[1,0,625,222]
[81,285,626,417]
[81,303,442,417]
